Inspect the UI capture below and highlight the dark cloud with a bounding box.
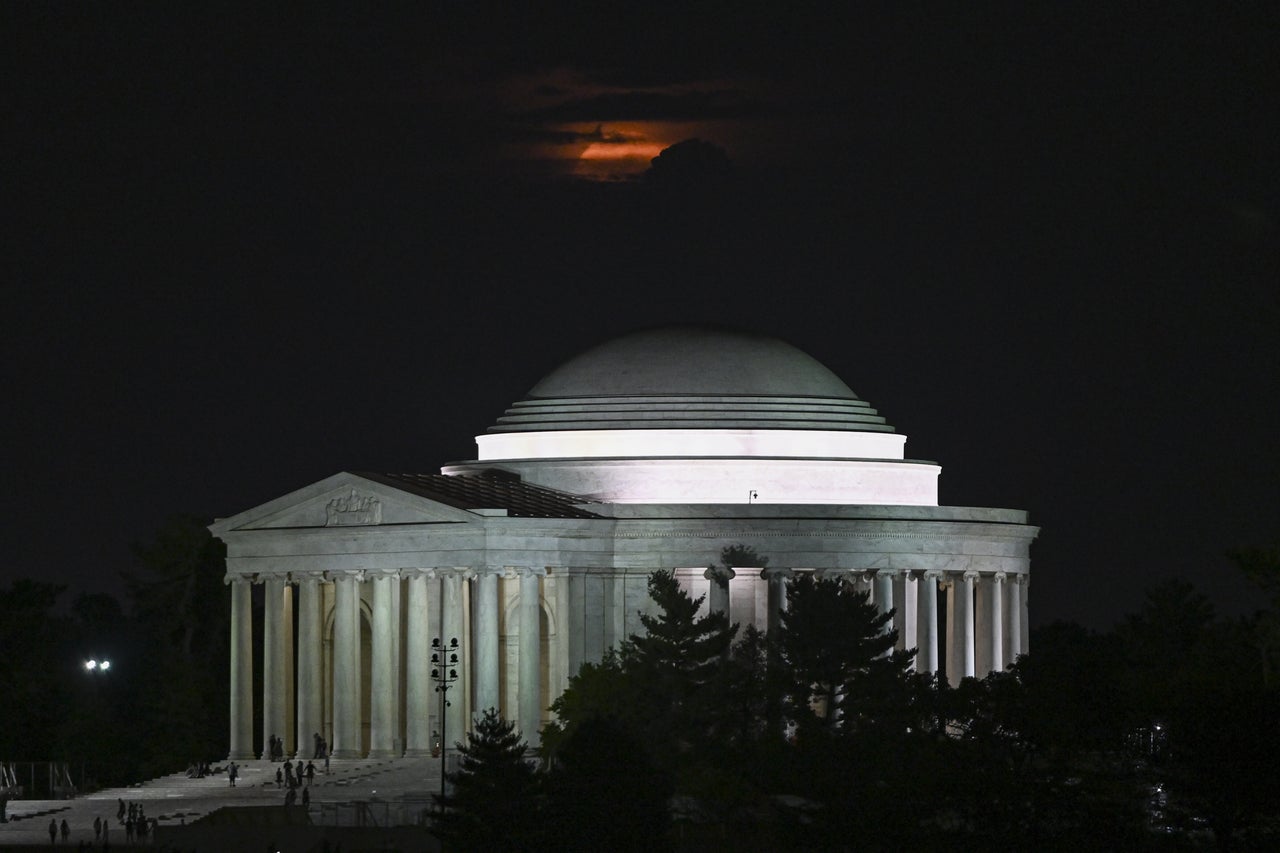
[496,123,647,146]
[523,89,761,123]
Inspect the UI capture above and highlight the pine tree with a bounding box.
[623,569,738,752]
[432,707,542,852]
[776,572,915,735]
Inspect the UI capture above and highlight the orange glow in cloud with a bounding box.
[578,139,665,161]
[563,123,671,179]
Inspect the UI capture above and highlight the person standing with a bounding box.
[228,762,238,787]
[301,786,310,809]
[313,731,322,759]
[59,818,69,843]
[93,816,101,840]
[305,761,315,786]
[48,818,57,844]
[116,798,124,823]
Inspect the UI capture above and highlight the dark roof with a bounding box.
[359,471,603,519]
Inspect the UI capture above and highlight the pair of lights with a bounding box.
[84,659,111,671]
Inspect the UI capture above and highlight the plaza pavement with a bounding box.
[0,756,442,848]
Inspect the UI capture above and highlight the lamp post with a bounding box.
[430,637,459,808]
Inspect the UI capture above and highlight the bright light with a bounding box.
[85,660,97,671]
[100,660,111,671]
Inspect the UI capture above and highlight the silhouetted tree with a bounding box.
[125,515,228,775]
[775,572,914,736]
[628,569,738,735]
[432,708,542,852]
[0,580,73,760]
[543,715,671,853]
[542,569,737,809]
[1228,545,1280,686]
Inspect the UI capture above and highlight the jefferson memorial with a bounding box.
[211,327,1037,760]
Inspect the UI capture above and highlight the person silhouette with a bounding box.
[48,818,57,844]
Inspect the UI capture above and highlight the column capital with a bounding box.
[962,570,980,582]
[704,565,736,583]
[993,571,1008,583]
[512,566,546,578]
[439,566,477,580]
[760,566,794,581]
[400,568,434,580]
[874,568,900,580]
[224,573,252,586]
[922,569,944,581]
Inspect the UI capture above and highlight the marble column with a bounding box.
[1020,577,1031,654]
[567,572,586,676]
[441,570,466,751]
[608,573,626,648]
[332,573,362,758]
[873,570,895,633]
[228,577,254,760]
[474,570,500,715]
[262,576,287,759]
[296,576,323,760]
[704,566,735,620]
[895,572,918,663]
[918,571,940,675]
[761,567,792,634]
[990,572,1006,673]
[553,570,571,699]
[518,569,543,747]
[405,572,432,755]
[960,571,977,680]
[369,575,396,757]
[1007,575,1023,661]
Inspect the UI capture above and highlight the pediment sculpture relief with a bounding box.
[325,489,383,526]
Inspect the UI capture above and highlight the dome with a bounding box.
[456,326,938,505]
[488,326,895,434]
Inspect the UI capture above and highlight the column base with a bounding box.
[402,748,435,758]
[368,748,400,759]
[333,749,364,759]
[227,750,255,761]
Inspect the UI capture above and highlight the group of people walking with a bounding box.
[48,799,151,845]
[275,759,316,789]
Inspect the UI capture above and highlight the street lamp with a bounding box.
[430,637,460,808]
[84,659,111,672]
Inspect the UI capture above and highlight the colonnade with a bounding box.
[229,565,1028,760]
[227,567,551,762]
[708,567,1029,685]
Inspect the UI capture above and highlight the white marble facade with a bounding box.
[211,328,1037,759]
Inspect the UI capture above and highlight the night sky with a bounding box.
[6,6,1277,629]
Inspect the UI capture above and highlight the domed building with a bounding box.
[212,327,1037,760]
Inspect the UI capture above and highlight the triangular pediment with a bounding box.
[210,472,478,533]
